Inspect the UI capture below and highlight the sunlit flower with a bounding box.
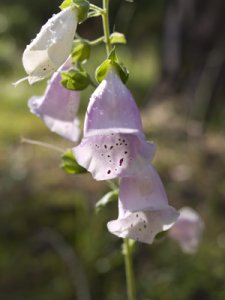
[107,165,179,243]
[28,59,80,142]
[73,69,155,180]
[23,6,78,84]
[169,207,204,254]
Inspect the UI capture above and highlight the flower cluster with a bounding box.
[73,69,179,243]
[21,4,202,246]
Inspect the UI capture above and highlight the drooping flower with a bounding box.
[28,58,80,142]
[107,165,179,244]
[23,6,78,84]
[73,69,156,180]
[169,207,204,254]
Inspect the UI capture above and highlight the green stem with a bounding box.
[89,36,105,46]
[123,239,136,300]
[102,0,111,56]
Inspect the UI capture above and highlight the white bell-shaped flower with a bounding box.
[22,6,78,84]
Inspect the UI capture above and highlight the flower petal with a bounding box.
[119,165,169,212]
[169,207,204,254]
[23,7,77,84]
[28,59,80,142]
[107,207,178,244]
[73,133,155,180]
[84,69,143,137]
[107,165,179,243]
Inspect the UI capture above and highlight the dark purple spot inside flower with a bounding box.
[107,155,110,157]
[123,139,125,143]
[119,158,124,166]
[124,151,128,154]
[110,146,113,150]
[136,214,139,218]
[107,170,111,174]
[104,145,107,149]
[116,143,119,146]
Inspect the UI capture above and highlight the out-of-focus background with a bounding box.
[0,0,225,299]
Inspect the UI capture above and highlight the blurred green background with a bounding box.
[0,0,225,299]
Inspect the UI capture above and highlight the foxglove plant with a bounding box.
[17,0,202,299]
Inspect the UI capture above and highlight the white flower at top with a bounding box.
[22,6,78,84]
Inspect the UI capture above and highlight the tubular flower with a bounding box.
[169,207,204,254]
[107,165,179,244]
[23,6,78,84]
[73,69,155,180]
[28,59,80,142]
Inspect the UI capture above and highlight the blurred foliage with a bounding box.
[0,0,225,300]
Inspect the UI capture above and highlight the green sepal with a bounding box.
[110,32,127,45]
[95,189,119,212]
[72,41,91,63]
[60,0,74,10]
[73,0,90,23]
[95,59,111,84]
[95,48,129,84]
[61,68,90,91]
[61,149,87,175]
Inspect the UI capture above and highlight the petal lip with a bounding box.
[28,58,81,142]
[107,206,179,244]
[72,133,156,181]
[22,7,77,83]
[84,69,143,136]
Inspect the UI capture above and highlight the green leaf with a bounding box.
[95,59,111,83]
[72,41,91,63]
[110,32,127,44]
[61,149,87,175]
[73,0,90,23]
[60,0,74,10]
[61,68,90,90]
[95,189,118,212]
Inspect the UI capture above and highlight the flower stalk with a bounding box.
[102,0,111,56]
[123,239,136,300]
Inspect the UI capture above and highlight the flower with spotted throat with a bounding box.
[73,69,156,180]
